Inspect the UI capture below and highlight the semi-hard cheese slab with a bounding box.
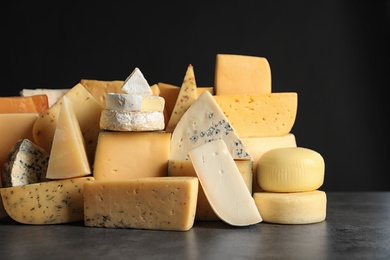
[0,94,49,113]
[189,139,262,226]
[170,91,252,161]
[0,177,94,224]
[83,177,198,231]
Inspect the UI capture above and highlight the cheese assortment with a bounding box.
[0,53,326,230]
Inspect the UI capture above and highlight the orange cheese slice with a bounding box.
[0,95,48,114]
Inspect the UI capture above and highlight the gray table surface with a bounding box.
[0,192,389,259]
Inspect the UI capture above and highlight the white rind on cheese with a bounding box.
[121,67,152,96]
[106,93,165,111]
[2,139,49,187]
[253,190,327,224]
[170,91,252,161]
[189,139,262,226]
[99,109,164,131]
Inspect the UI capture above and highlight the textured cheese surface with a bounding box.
[46,97,91,179]
[2,139,49,187]
[99,109,164,131]
[32,83,104,167]
[0,95,49,113]
[121,67,152,96]
[0,177,95,224]
[84,177,198,231]
[20,88,69,107]
[253,190,327,224]
[170,91,252,161]
[0,113,39,184]
[93,131,170,180]
[257,147,325,192]
[168,159,252,221]
[189,139,262,226]
[166,64,198,133]
[106,93,165,111]
[80,79,125,107]
[214,54,271,95]
[213,93,298,138]
[241,134,297,193]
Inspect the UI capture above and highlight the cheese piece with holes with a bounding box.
[189,139,262,226]
[170,91,252,161]
[20,89,69,107]
[32,83,104,166]
[121,67,152,96]
[165,64,198,133]
[0,94,49,113]
[93,131,170,181]
[168,159,252,221]
[84,177,198,231]
[257,147,325,192]
[105,93,165,111]
[46,96,91,179]
[213,93,298,138]
[214,54,271,95]
[2,139,49,187]
[253,190,327,224]
[0,176,95,224]
[99,110,164,131]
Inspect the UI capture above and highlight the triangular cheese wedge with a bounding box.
[46,96,91,179]
[165,64,198,133]
[170,91,252,161]
[121,67,152,96]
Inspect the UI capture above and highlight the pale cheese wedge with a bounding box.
[189,139,262,226]
[46,96,91,179]
[121,67,152,96]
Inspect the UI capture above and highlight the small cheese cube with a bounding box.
[83,177,198,231]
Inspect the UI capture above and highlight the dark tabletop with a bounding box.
[0,192,389,259]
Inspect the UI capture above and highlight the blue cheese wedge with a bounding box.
[2,139,49,187]
[121,67,152,96]
[0,177,94,224]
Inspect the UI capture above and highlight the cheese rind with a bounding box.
[188,139,262,226]
[2,139,49,187]
[106,93,165,112]
[121,67,152,96]
[83,177,198,231]
[0,177,95,224]
[257,147,325,192]
[253,190,327,224]
[170,91,252,161]
[213,93,298,138]
[99,109,164,131]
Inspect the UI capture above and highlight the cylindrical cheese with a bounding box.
[257,147,325,192]
[253,190,327,224]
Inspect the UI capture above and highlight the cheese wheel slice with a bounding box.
[257,147,325,192]
[189,139,262,226]
[253,190,327,224]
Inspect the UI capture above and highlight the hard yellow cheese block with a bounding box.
[168,159,252,221]
[253,190,327,224]
[189,139,262,226]
[214,54,271,95]
[93,131,170,180]
[213,93,298,138]
[83,177,198,231]
[257,147,325,192]
[46,96,91,179]
[32,83,104,167]
[0,177,94,224]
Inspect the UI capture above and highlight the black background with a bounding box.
[1,1,389,191]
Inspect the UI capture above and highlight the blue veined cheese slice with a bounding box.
[121,67,152,96]
[2,139,49,187]
[188,139,262,226]
[170,91,252,161]
[105,93,165,112]
[0,176,95,224]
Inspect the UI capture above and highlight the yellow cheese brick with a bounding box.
[32,83,104,167]
[214,54,272,95]
[0,177,95,224]
[93,131,170,180]
[83,177,198,231]
[46,96,91,179]
[213,93,298,138]
[168,159,252,221]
